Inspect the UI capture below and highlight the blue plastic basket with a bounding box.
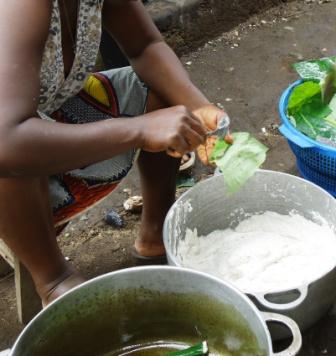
[279,80,336,196]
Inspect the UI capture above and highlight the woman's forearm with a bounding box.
[0,102,208,177]
[130,41,210,112]
[0,115,143,177]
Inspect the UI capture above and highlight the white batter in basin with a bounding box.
[163,170,336,339]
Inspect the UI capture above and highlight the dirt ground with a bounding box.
[2,0,336,354]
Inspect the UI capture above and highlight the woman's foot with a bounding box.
[36,267,85,307]
[134,237,166,257]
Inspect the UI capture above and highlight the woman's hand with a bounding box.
[138,105,206,157]
[193,104,233,165]
[192,104,224,131]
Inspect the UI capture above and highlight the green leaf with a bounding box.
[214,133,268,193]
[300,95,332,119]
[288,92,334,140]
[209,138,230,162]
[166,342,208,356]
[176,176,195,188]
[325,94,336,122]
[287,81,321,112]
[293,57,336,81]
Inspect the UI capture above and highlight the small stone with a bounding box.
[111,244,121,252]
[64,233,70,238]
[225,98,233,102]
[123,196,143,213]
[216,103,225,110]
[123,188,131,196]
[322,48,328,52]
[105,209,124,229]
[185,61,192,66]
[233,43,239,47]
[270,123,279,130]
[79,214,88,221]
[284,26,295,32]
[290,52,304,60]
[261,20,267,24]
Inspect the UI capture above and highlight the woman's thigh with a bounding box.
[50,67,148,226]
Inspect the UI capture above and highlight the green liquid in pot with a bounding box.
[20,289,267,356]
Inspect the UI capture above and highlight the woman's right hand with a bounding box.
[138,105,207,157]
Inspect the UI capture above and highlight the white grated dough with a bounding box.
[179,211,336,293]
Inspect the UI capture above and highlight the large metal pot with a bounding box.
[163,170,336,338]
[7,267,301,355]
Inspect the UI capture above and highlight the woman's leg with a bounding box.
[0,177,83,305]
[135,92,180,256]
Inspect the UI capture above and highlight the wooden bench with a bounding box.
[0,240,41,324]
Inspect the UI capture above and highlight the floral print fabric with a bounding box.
[38,0,104,115]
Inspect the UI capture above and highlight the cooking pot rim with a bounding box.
[11,266,274,354]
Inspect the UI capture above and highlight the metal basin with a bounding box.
[163,170,336,338]
[9,267,300,355]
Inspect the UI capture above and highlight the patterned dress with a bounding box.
[39,0,148,226]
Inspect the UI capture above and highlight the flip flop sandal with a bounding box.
[179,152,195,172]
[131,246,167,265]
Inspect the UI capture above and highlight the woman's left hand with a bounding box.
[192,104,225,132]
[192,104,233,165]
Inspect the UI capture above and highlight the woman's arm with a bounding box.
[103,0,222,126]
[0,0,204,177]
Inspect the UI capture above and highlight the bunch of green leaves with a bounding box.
[210,132,268,193]
[287,81,335,139]
[287,57,336,142]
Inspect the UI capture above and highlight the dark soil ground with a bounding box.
[2,0,336,354]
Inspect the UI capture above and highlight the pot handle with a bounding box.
[262,312,302,356]
[0,350,11,356]
[253,286,308,311]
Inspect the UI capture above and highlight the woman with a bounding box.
[0,0,228,305]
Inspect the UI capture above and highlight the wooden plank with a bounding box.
[14,256,41,324]
[0,240,14,268]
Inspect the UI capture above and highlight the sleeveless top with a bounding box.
[38,0,104,116]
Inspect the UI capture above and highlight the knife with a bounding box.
[207,114,231,138]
